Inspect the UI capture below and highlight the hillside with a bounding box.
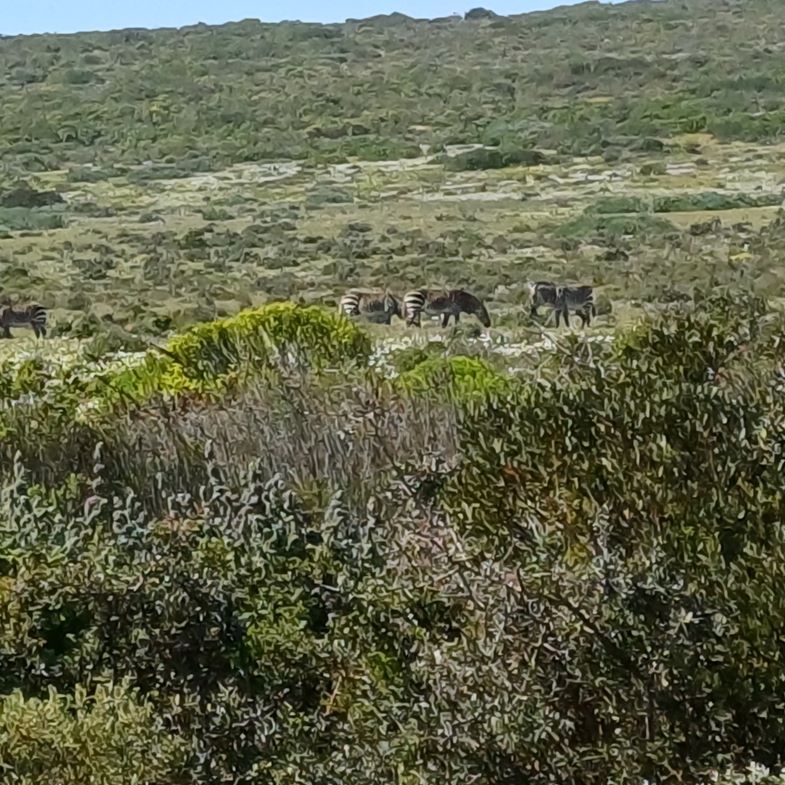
[2,0,785,170]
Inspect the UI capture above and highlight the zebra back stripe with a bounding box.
[557,285,595,313]
[338,290,401,323]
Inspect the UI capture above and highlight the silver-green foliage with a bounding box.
[1,295,785,782]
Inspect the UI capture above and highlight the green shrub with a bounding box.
[556,212,677,240]
[4,358,48,400]
[639,161,667,176]
[304,186,354,208]
[0,208,66,231]
[57,68,100,85]
[66,166,114,183]
[652,191,782,212]
[443,146,548,171]
[387,342,442,374]
[1,183,64,208]
[0,684,185,785]
[397,355,512,399]
[100,302,372,405]
[585,195,648,214]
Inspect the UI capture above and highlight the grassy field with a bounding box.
[2,131,785,342]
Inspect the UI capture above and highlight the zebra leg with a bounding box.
[1,325,10,339]
[454,312,460,324]
[561,306,570,328]
[441,312,450,328]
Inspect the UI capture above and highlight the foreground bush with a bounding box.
[100,301,372,404]
[396,354,513,400]
[0,684,184,785]
[1,296,785,782]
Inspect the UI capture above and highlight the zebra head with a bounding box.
[453,289,491,327]
[384,292,404,320]
[475,300,491,327]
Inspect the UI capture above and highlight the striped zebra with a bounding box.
[338,289,403,325]
[0,303,48,338]
[528,281,595,328]
[403,288,491,328]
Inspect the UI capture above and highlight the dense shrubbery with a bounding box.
[442,146,550,171]
[2,296,785,781]
[0,684,185,785]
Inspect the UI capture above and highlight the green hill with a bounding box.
[1,0,785,335]
[2,0,785,171]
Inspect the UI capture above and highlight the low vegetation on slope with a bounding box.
[2,295,785,783]
[2,0,785,169]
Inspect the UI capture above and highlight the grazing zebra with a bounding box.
[403,288,491,328]
[528,281,595,328]
[0,303,48,338]
[338,289,403,325]
[556,285,596,327]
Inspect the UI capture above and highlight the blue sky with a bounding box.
[2,1,612,35]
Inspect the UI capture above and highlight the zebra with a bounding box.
[528,281,595,328]
[338,289,403,325]
[402,288,491,328]
[0,303,48,338]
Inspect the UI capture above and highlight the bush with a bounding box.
[2,298,785,782]
[304,186,354,208]
[443,146,548,171]
[556,212,677,240]
[0,207,67,231]
[433,295,785,777]
[585,195,648,214]
[397,355,512,399]
[0,684,185,785]
[652,191,782,212]
[1,183,64,208]
[101,302,372,404]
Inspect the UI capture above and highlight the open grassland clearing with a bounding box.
[2,133,785,344]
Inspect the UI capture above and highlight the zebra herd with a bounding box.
[0,281,595,339]
[339,281,596,329]
[527,281,596,328]
[338,288,491,328]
